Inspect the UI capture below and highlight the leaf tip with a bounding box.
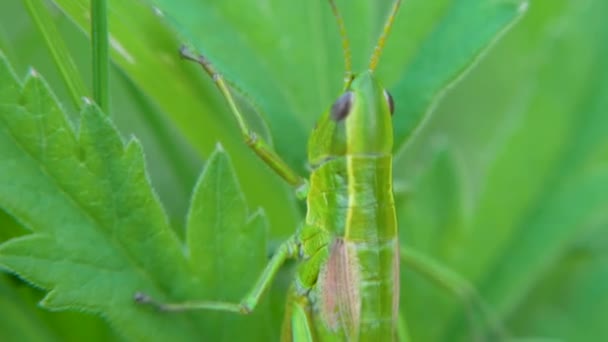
[28,68,40,78]
[215,142,225,152]
[518,0,529,14]
[82,96,94,106]
[152,6,164,17]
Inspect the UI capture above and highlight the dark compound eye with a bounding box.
[330,91,353,122]
[384,89,395,115]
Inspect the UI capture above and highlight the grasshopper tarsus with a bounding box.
[133,291,150,303]
[133,291,168,312]
[178,45,196,61]
[133,292,259,314]
[179,45,216,79]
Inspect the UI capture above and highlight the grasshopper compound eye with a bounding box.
[384,90,395,116]
[331,91,354,122]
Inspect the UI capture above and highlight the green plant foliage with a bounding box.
[395,0,608,340]
[0,0,607,341]
[184,147,274,341]
[0,54,272,341]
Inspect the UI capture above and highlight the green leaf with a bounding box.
[0,52,193,340]
[389,0,528,153]
[396,147,474,342]
[397,146,466,257]
[394,0,608,340]
[0,53,272,340]
[185,147,274,341]
[508,225,608,340]
[449,0,608,314]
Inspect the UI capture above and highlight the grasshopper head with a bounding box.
[307,71,394,166]
[308,0,400,167]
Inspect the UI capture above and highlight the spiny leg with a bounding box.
[135,236,299,313]
[399,247,507,339]
[179,46,309,199]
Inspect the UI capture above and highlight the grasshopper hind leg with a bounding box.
[281,286,316,342]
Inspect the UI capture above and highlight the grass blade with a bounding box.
[21,0,88,110]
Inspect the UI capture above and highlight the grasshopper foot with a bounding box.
[134,292,168,311]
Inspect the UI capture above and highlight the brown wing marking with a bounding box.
[319,238,361,338]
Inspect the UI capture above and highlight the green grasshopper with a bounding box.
[136,0,501,340]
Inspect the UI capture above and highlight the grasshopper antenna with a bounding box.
[328,0,353,85]
[369,0,402,72]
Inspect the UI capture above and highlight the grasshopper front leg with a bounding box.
[135,236,299,314]
[179,46,309,199]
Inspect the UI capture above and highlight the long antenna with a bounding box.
[369,0,402,72]
[328,0,353,84]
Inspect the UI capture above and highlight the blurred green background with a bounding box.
[1,0,607,341]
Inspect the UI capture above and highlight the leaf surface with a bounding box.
[186,147,274,341]
[394,0,608,340]
[0,53,272,341]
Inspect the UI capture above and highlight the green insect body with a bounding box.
[283,70,399,341]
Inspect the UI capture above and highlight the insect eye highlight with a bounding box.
[384,90,395,115]
[330,92,353,122]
